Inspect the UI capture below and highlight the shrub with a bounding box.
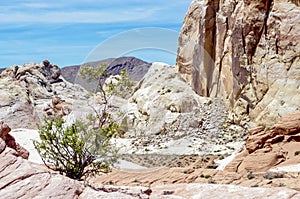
[34,117,118,180]
[206,164,218,169]
[294,151,300,156]
[34,64,134,180]
[247,171,255,180]
[204,174,211,179]
[263,172,284,180]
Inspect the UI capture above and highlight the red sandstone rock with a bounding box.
[226,112,300,172]
[0,121,29,159]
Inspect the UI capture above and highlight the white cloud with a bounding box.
[0,0,191,24]
[21,2,62,9]
[0,7,160,24]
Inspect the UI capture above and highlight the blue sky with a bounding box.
[0,0,191,68]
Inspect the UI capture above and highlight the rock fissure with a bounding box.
[176,0,300,127]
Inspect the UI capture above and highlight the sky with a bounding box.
[0,0,192,68]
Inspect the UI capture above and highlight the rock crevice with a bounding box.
[176,0,300,126]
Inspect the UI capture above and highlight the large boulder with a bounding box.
[176,0,300,127]
[124,62,221,136]
[111,62,245,155]
[226,111,300,172]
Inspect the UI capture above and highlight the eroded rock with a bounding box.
[0,60,88,129]
[176,0,300,127]
[226,111,300,172]
[0,121,29,159]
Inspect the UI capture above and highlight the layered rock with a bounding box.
[93,164,300,195]
[226,111,300,172]
[176,0,300,126]
[0,121,84,198]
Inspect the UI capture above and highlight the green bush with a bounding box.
[263,172,284,180]
[34,117,118,180]
[204,174,211,179]
[34,64,134,181]
[247,171,255,180]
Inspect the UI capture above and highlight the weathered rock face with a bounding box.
[110,62,245,155]
[0,121,29,159]
[0,60,88,129]
[226,111,300,172]
[176,0,300,126]
[123,62,225,136]
[0,127,84,198]
[44,96,72,117]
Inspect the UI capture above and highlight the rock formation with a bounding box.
[113,62,245,155]
[0,121,29,159]
[5,119,298,198]
[176,0,300,127]
[226,111,300,172]
[0,60,88,129]
[44,96,72,117]
[125,62,213,136]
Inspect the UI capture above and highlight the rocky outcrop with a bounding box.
[112,62,245,155]
[0,121,29,159]
[44,96,72,117]
[226,111,300,172]
[124,62,225,135]
[176,0,300,127]
[0,60,88,129]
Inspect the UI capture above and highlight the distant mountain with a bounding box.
[0,68,5,74]
[105,57,152,82]
[61,58,114,84]
[61,57,151,84]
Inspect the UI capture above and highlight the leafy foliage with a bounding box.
[34,117,118,180]
[79,64,136,98]
[79,63,135,132]
[34,63,134,180]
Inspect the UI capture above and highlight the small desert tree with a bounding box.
[34,63,135,180]
[79,63,135,130]
[34,117,118,180]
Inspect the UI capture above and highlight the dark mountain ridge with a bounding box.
[61,56,151,84]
